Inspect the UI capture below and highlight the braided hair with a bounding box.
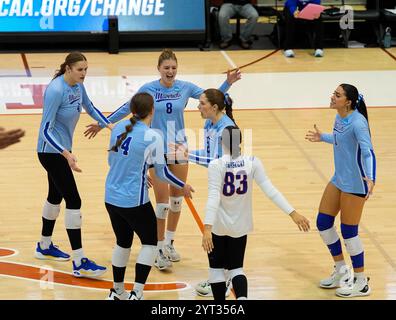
[109,93,154,152]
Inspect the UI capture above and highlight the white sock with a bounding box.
[335,260,346,272]
[73,248,85,266]
[165,230,175,246]
[157,240,164,252]
[354,271,366,282]
[114,282,125,295]
[40,236,52,249]
[133,282,144,298]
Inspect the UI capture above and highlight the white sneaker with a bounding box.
[319,265,352,289]
[314,49,324,57]
[284,49,295,58]
[106,288,129,300]
[195,279,232,297]
[127,290,144,300]
[163,243,181,262]
[154,249,172,271]
[336,277,371,298]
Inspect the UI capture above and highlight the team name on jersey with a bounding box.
[226,160,245,168]
[334,119,348,133]
[155,92,181,102]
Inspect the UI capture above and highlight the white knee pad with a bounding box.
[137,245,157,266]
[169,196,183,213]
[209,268,226,284]
[112,244,131,268]
[64,209,82,229]
[155,203,169,219]
[319,226,340,245]
[227,267,245,281]
[344,236,364,256]
[42,201,60,220]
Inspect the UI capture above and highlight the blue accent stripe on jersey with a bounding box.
[370,149,376,181]
[356,146,368,194]
[139,162,147,205]
[108,102,128,118]
[93,106,110,124]
[43,122,63,153]
[164,166,184,188]
[41,141,46,152]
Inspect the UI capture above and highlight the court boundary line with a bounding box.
[20,53,32,77]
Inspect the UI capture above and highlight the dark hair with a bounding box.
[221,126,242,159]
[53,52,87,79]
[203,88,236,124]
[158,48,177,67]
[109,93,154,152]
[339,83,369,123]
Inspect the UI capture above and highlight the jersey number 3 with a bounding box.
[223,171,248,196]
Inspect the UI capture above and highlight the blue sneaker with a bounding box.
[35,242,70,261]
[72,257,107,278]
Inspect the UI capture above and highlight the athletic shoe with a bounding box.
[314,49,324,57]
[106,288,129,300]
[127,290,143,300]
[319,265,352,289]
[35,242,70,261]
[154,249,172,271]
[72,257,107,278]
[284,49,295,58]
[163,243,181,262]
[336,277,371,298]
[195,279,232,297]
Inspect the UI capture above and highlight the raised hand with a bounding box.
[305,124,322,142]
[226,68,242,85]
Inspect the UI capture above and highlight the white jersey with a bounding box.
[204,154,295,238]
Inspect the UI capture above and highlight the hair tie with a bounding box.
[224,93,230,106]
[356,94,363,107]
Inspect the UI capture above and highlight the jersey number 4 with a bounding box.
[115,135,132,155]
[223,171,248,196]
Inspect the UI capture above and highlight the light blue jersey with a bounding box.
[37,75,110,153]
[105,120,185,208]
[321,110,376,194]
[189,114,235,167]
[104,79,231,152]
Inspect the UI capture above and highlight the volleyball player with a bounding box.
[36,52,111,278]
[305,84,375,297]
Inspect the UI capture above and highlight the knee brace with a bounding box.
[64,209,82,229]
[42,200,61,220]
[209,268,226,284]
[112,244,131,268]
[317,213,342,256]
[137,245,157,266]
[155,203,169,219]
[227,267,245,281]
[169,196,183,213]
[341,223,364,268]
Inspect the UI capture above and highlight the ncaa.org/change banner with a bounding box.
[0,0,206,32]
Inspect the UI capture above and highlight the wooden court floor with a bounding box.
[0,48,395,300]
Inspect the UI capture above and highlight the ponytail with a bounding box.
[222,125,242,159]
[109,115,139,152]
[355,94,369,123]
[109,92,154,153]
[224,93,236,125]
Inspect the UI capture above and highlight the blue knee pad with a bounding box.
[341,223,364,268]
[316,212,335,231]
